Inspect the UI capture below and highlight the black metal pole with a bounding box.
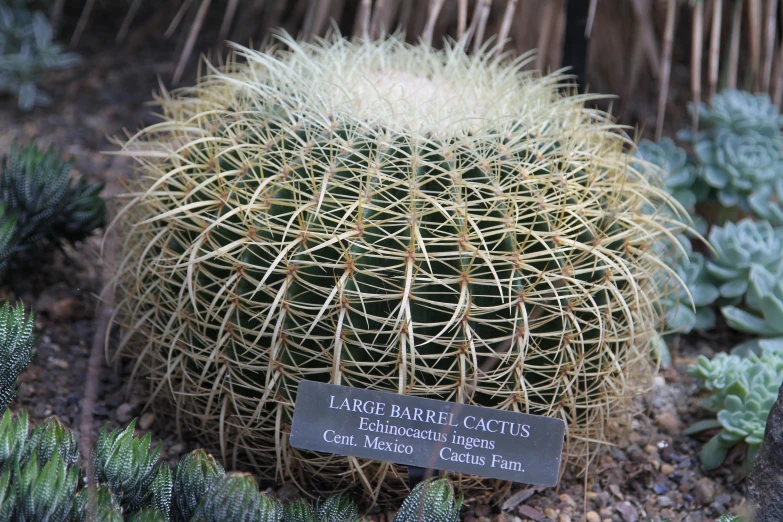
[562,0,591,92]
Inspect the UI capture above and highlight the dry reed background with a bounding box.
[49,0,783,142]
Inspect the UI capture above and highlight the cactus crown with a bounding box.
[0,302,35,411]
[116,34,685,495]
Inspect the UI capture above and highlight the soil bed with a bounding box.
[0,30,748,522]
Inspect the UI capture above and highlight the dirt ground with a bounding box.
[0,26,750,522]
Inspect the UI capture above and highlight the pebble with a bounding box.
[516,505,545,521]
[543,508,558,519]
[661,463,675,475]
[656,411,681,433]
[585,512,600,522]
[276,483,299,501]
[615,501,639,522]
[475,504,491,518]
[139,413,156,430]
[644,444,659,455]
[116,403,133,424]
[558,494,575,508]
[493,514,507,522]
[657,496,673,507]
[714,493,732,507]
[168,443,184,457]
[693,477,715,505]
[557,515,570,522]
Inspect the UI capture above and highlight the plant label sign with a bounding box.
[289,381,566,486]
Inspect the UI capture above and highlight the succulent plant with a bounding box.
[147,464,171,519]
[706,219,783,303]
[0,301,35,411]
[71,485,124,522]
[127,508,168,522]
[634,138,708,210]
[0,409,26,472]
[687,348,783,471]
[693,129,783,209]
[749,178,783,226]
[22,415,78,468]
[0,0,79,110]
[690,89,783,136]
[0,207,17,281]
[115,34,682,495]
[92,419,162,515]
[317,494,361,522]
[283,498,317,522]
[393,478,462,522]
[657,235,718,334]
[721,264,783,340]
[0,142,106,276]
[716,514,742,522]
[170,449,225,522]
[190,472,282,522]
[11,448,79,521]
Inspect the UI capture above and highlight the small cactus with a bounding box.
[92,419,162,515]
[190,472,282,522]
[23,416,78,468]
[393,478,462,522]
[0,302,35,412]
[0,410,27,472]
[12,448,79,521]
[71,485,124,522]
[170,449,225,522]
[284,498,317,522]
[317,494,361,522]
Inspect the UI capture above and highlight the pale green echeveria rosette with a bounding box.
[658,235,718,334]
[749,178,783,226]
[706,219,783,304]
[686,89,783,137]
[686,350,783,472]
[721,264,783,350]
[694,129,783,209]
[634,138,709,211]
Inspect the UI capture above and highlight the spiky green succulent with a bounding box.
[10,448,79,521]
[0,301,35,411]
[393,478,462,522]
[170,449,225,522]
[284,498,317,522]
[115,34,683,495]
[0,0,80,110]
[71,485,124,522]
[0,206,17,281]
[634,137,708,210]
[687,348,783,471]
[690,89,783,136]
[316,494,361,522]
[693,129,783,209]
[0,142,105,279]
[22,415,78,467]
[92,419,162,515]
[0,409,26,474]
[127,508,169,522]
[190,472,282,522]
[706,219,783,303]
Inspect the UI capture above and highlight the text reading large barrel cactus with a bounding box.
[114,35,682,498]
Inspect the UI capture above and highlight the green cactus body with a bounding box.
[0,408,27,473]
[115,35,683,495]
[190,472,282,522]
[317,494,360,522]
[13,448,78,522]
[170,449,225,522]
[393,478,462,522]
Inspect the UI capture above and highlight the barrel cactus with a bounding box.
[113,35,683,496]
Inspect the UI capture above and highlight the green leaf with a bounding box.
[684,419,723,435]
[701,433,732,470]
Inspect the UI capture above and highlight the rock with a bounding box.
[276,483,299,501]
[557,515,570,522]
[517,505,545,521]
[475,504,491,518]
[558,494,575,508]
[116,403,133,424]
[168,443,184,457]
[608,484,623,500]
[661,463,675,476]
[585,512,600,522]
[493,514,507,522]
[644,444,659,456]
[714,494,732,507]
[50,297,78,321]
[615,501,638,522]
[655,411,680,434]
[543,508,558,520]
[748,380,783,522]
[656,496,672,508]
[139,413,156,430]
[692,477,715,505]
